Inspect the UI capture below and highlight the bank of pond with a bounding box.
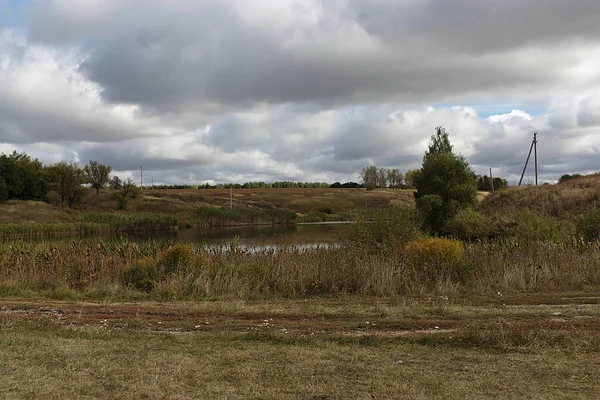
[0,206,367,240]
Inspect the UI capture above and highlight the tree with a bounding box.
[404,169,415,189]
[413,127,477,234]
[428,126,453,154]
[377,168,388,189]
[84,161,112,195]
[387,168,403,188]
[45,161,86,207]
[109,175,122,189]
[477,174,508,191]
[0,151,48,201]
[360,165,378,190]
[558,173,582,183]
[0,176,8,203]
[111,177,141,209]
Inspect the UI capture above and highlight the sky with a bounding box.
[1,0,600,185]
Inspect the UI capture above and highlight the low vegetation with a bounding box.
[0,212,178,240]
[193,207,297,227]
[2,297,598,399]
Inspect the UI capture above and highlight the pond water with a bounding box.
[126,222,350,248]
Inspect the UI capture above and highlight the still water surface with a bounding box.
[128,222,350,249]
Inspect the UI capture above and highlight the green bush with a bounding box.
[317,206,333,214]
[506,210,574,244]
[122,256,157,292]
[446,208,494,241]
[346,207,420,252]
[576,208,600,241]
[158,244,195,275]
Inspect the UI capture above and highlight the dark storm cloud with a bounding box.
[1,0,600,184]
[20,0,598,111]
[342,0,600,53]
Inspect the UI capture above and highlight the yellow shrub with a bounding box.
[123,256,158,292]
[158,244,195,275]
[158,244,210,276]
[405,237,464,270]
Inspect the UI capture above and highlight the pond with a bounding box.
[123,222,351,249]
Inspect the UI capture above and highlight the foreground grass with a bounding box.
[0,296,598,399]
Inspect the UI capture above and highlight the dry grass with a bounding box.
[1,238,599,300]
[0,296,598,399]
[0,200,76,224]
[143,187,416,214]
[1,188,416,226]
[480,174,600,223]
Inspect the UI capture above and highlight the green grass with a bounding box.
[0,213,178,240]
[193,207,296,227]
[77,212,179,230]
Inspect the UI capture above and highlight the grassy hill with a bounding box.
[479,173,600,223]
[0,187,417,225]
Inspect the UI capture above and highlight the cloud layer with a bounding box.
[2,0,600,184]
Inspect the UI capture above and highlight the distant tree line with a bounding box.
[558,173,582,183]
[359,167,508,192]
[359,165,417,190]
[153,182,359,190]
[476,175,508,192]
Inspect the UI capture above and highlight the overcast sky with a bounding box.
[1,0,600,185]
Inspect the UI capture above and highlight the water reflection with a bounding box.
[127,222,349,247]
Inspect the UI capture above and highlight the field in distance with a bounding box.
[0,187,418,225]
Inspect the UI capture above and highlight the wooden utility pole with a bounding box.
[489,168,494,192]
[518,132,538,186]
[140,166,143,189]
[534,132,538,186]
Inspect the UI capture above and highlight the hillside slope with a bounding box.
[479,174,600,222]
[1,188,417,224]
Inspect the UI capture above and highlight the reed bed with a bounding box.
[0,213,178,240]
[193,207,296,227]
[77,212,178,230]
[0,238,598,300]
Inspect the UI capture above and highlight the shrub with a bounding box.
[405,237,465,283]
[122,256,157,292]
[506,209,574,244]
[445,208,494,241]
[576,208,600,241]
[318,206,333,214]
[158,244,196,275]
[346,207,420,252]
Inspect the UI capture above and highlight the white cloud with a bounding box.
[1,0,600,185]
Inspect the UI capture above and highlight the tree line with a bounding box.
[359,166,417,190]
[0,152,112,206]
[360,165,508,192]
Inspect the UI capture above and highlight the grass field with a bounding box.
[1,295,598,399]
[0,188,417,227]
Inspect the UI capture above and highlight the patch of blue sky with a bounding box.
[1,0,28,29]
[433,102,546,119]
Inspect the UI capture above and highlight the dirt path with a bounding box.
[2,295,598,338]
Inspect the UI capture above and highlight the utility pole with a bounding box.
[230,185,233,209]
[534,132,538,186]
[489,168,494,192]
[518,132,538,186]
[140,166,143,189]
